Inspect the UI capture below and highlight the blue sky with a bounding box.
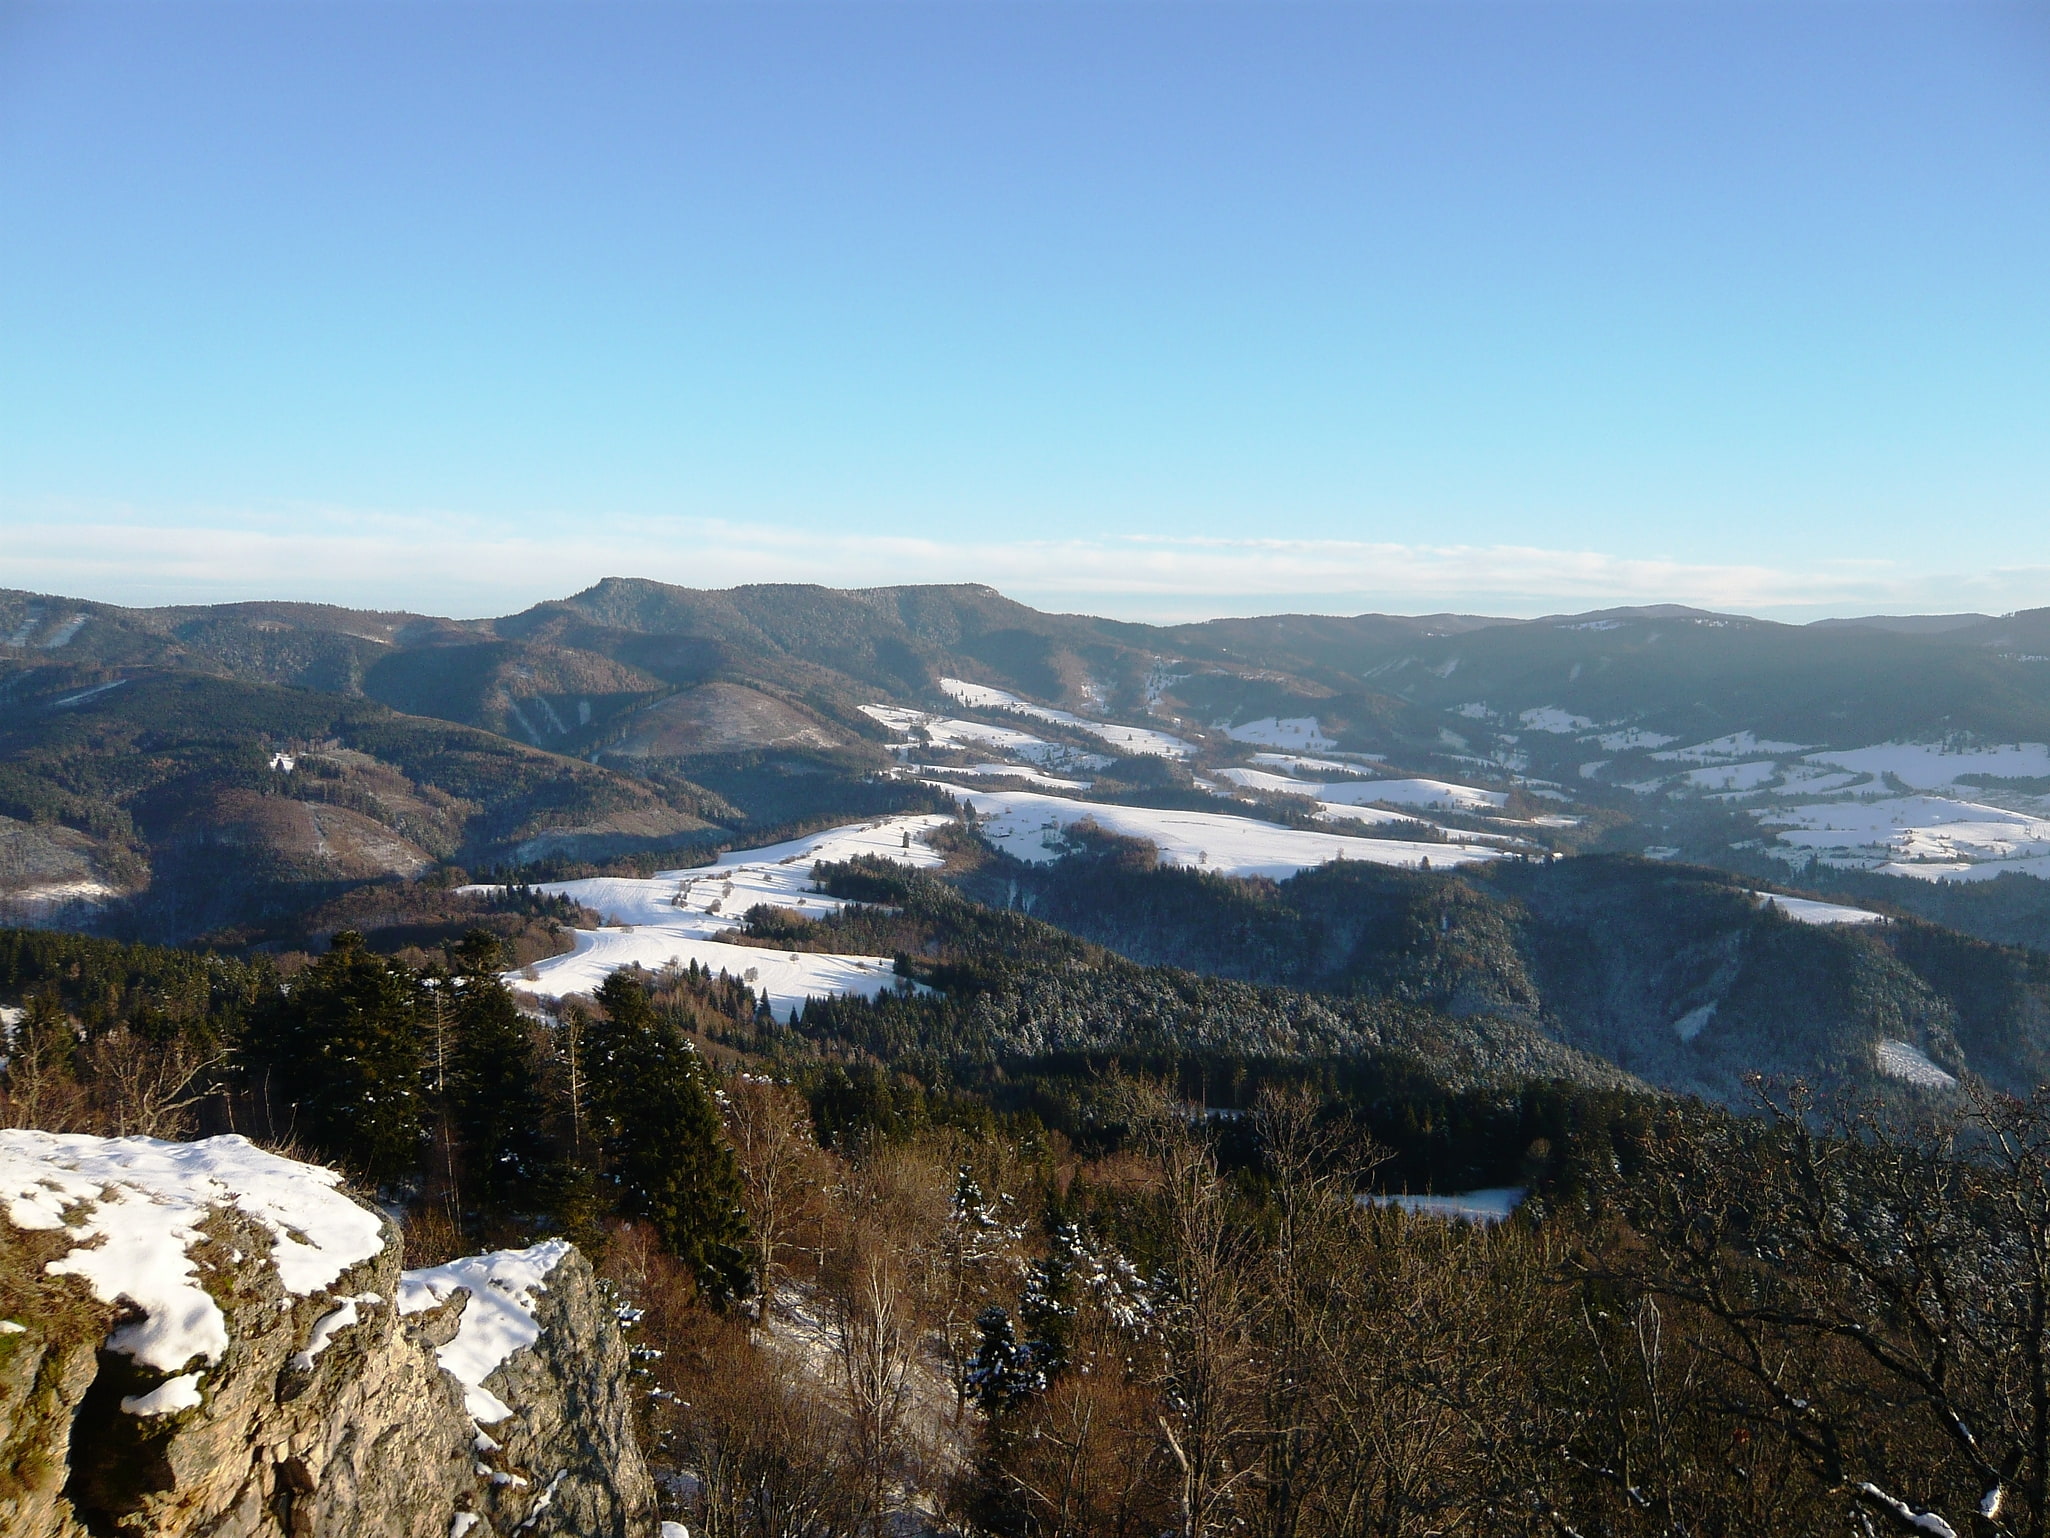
[2,1,2046,620]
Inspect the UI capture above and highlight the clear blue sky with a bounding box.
[2,1,2046,620]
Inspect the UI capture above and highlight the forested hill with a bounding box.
[937,837,2050,1106]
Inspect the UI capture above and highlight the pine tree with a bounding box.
[966,1305,1043,1417]
[444,931,552,1211]
[587,970,751,1297]
[266,931,425,1184]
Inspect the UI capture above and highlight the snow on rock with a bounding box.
[401,1239,574,1423]
[1224,716,1337,750]
[120,1372,206,1417]
[0,1130,387,1373]
[499,815,950,1008]
[1875,1040,1958,1090]
[940,787,1502,878]
[1365,1188,1526,1225]
[1758,893,1888,926]
[937,678,1196,759]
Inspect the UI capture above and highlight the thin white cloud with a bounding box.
[5,507,2045,622]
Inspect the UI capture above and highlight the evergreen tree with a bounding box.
[966,1306,1043,1418]
[444,931,552,1210]
[587,970,751,1297]
[1019,1212,1081,1381]
[266,931,425,1184]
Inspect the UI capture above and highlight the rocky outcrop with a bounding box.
[0,1131,656,1538]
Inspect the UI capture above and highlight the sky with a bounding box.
[2,1,2047,623]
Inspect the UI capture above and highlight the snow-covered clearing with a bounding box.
[1224,716,1337,750]
[1769,766,1865,796]
[52,679,127,709]
[937,678,1195,759]
[936,787,1502,878]
[38,615,87,650]
[0,1131,387,1377]
[1684,760,1782,794]
[861,705,1109,773]
[400,1239,573,1423]
[1248,751,1383,774]
[1365,1187,1526,1225]
[1801,740,2050,791]
[1589,727,1677,751]
[1874,1040,1957,1090]
[498,816,952,1010]
[1756,796,2050,881]
[1757,893,1887,926]
[1518,707,1596,735]
[908,762,1093,791]
[1652,732,1814,763]
[1215,767,1506,813]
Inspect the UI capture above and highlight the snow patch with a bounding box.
[1588,727,1677,751]
[1802,740,2050,791]
[500,815,950,1009]
[1215,767,1506,812]
[1758,893,1886,925]
[121,1372,204,1417]
[0,1131,387,1373]
[1673,1003,1717,1042]
[942,788,1500,878]
[1225,716,1337,750]
[1652,732,1813,763]
[400,1239,573,1424]
[38,615,87,650]
[1756,796,2050,880]
[1365,1188,1525,1225]
[937,678,1195,759]
[1874,1040,1957,1090]
[1518,707,1596,735]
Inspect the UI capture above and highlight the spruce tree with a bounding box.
[444,931,552,1211]
[587,970,751,1297]
[266,931,425,1184]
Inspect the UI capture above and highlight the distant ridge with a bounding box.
[1809,613,1996,635]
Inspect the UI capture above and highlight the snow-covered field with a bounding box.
[1757,893,1887,925]
[1755,796,2050,881]
[1652,732,1814,764]
[1215,767,1507,813]
[936,787,1502,877]
[1684,760,1781,794]
[1517,707,1596,735]
[1801,740,2050,791]
[938,678,1195,759]
[1224,716,1336,750]
[1874,1040,1957,1090]
[861,705,1110,773]
[497,816,953,1011]
[1248,751,1380,775]
[906,762,1093,791]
